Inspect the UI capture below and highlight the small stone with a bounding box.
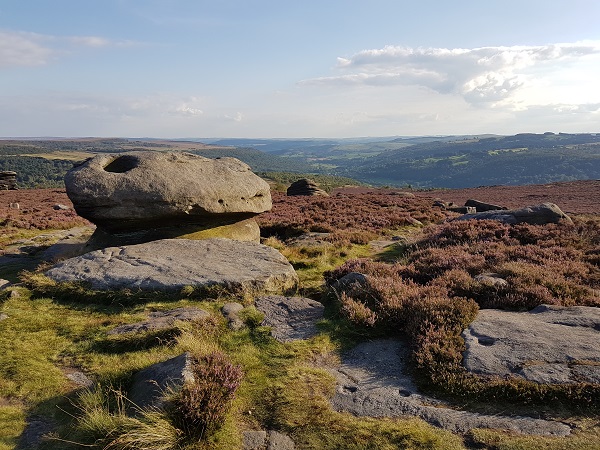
[221,302,245,330]
[0,313,8,322]
[268,430,295,450]
[243,430,267,450]
[0,279,10,290]
[53,204,70,210]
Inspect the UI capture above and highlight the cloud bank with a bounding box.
[300,42,600,108]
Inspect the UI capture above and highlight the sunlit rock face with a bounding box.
[65,151,272,246]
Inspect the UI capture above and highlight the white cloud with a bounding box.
[0,31,55,68]
[300,42,600,108]
[0,29,138,69]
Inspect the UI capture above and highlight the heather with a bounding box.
[258,190,447,238]
[2,184,600,450]
[325,217,600,407]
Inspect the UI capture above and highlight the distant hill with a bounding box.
[1,133,599,189]
[338,133,600,188]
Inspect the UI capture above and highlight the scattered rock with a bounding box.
[286,232,332,248]
[473,273,508,287]
[129,352,194,411]
[108,307,210,335]
[456,202,572,225]
[221,302,245,330]
[242,430,295,450]
[52,203,70,210]
[329,339,571,436]
[0,278,10,290]
[465,199,507,212]
[65,151,271,244]
[255,296,324,342]
[64,369,94,388]
[9,289,21,299]
[46,238,298,295]
[447,206,476,214]
[287,179,329,197]
[267,430,295,450]
[328,272,369,294]
[16,416,56,450]
[405,216,423,226]
[0,313,8,322]
[243,430,267,450]
[0,171,17,190]
[9,202,19,209]
[462,305,600,384]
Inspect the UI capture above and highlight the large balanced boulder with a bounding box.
[462,305,600,384]
[45,238,298,295]
[0,171,17,190]
[65,152,271,245]
[456,202,572,225]
[287,178,329,197]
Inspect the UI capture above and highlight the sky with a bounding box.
[1,0,600,138]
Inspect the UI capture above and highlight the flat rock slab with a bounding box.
[45,238,298,294]
[329,339,570,436]
[255,296,324,342]
[108,307,209,335]
[462,305,600,384]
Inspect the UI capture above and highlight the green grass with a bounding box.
[1,226,599,449]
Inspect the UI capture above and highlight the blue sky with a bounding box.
[1,0,599,138]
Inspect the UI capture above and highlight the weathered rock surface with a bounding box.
[16,416,56,450]
[129,352,194,410]
[286,178,329,197]
[0,171,17,190]
[243,430,295,450]
[286,232,332,248]
[456,202,572,225]
[65,151,272,233]
[221,302,245,330]
[0,279,10,290]
[465,199,507,211]
[329,339,571,436]
[462,305,600,384]
[46,238,298,294]
[255,296,324,342]
[108,307,210,335]
[473,272,508,287]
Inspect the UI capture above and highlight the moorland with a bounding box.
[0,135,599,450]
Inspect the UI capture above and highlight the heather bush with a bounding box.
[258,191,447,239]
[173,351,243,440]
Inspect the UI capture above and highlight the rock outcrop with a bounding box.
[462,305,600,384]
[65,152,271,246]
[464,199,507,212]
[45,238,298,295]
[329,339,571,436]
[129,353,194,410]
[286,178,329,197]
[456,202,572,225]
[108,307,210,335]
[0,171,17,190]
[255,296,325,342]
